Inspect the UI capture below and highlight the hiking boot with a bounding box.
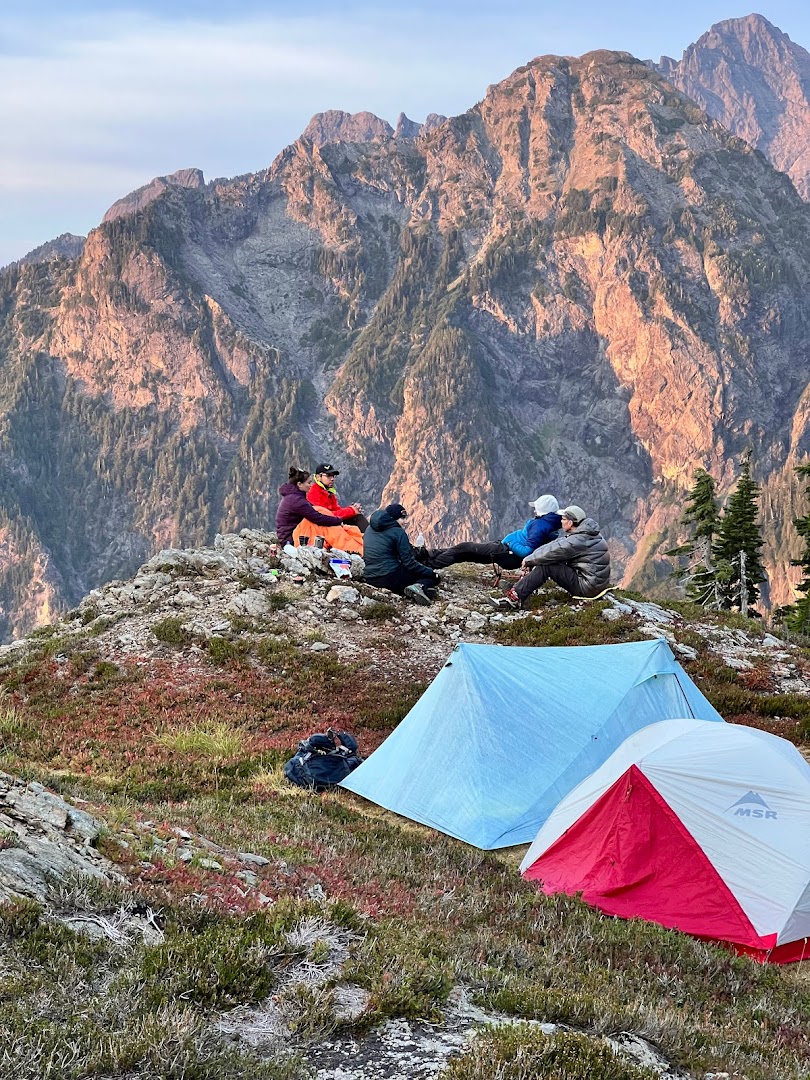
[488,588,522,610]
[404,583,432,606]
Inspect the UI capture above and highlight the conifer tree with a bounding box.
[784,462,810,634]
[666,468,722,606]
[713,452,766,613]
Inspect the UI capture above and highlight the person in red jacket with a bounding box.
[307,463,369,533]
[276,467,345,546]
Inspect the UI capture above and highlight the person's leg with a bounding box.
[430,541,516,570]
[410,566,439,589]
[513,564,552,604]
[342,512,369,533]
[514,563,582,604]
[364,568,412,595]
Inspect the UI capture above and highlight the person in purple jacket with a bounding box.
[275,467,345,546]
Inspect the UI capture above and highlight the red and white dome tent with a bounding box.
[520,718,810,963]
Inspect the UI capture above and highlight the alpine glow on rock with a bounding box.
[521,718,810,963]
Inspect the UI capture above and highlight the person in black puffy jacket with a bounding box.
[363,503,439,604]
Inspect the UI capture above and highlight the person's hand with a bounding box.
[352,503,363,513]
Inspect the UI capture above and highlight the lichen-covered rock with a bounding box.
[0,772,122,903]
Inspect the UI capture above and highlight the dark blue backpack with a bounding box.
[284,729,363,792]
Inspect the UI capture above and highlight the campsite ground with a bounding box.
[1,546,809,1079]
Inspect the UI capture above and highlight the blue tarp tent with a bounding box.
[341,639,724,849]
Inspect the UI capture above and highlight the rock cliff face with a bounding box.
[3,47,810,636]
[654,14,810,199]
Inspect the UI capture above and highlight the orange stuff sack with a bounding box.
[293,519,364,555]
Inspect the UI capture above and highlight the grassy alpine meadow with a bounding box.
[1,598,809,1078]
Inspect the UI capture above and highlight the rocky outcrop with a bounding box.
[302,110,394,145]
[654,14,810,199]
[11,233,86,268]
[394,112,422,138]
[5,47,810,635]
[0,772,118,903]
[102,167,205,223]
[422,112,447,131]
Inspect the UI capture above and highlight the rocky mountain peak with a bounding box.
[301,110,394,145]
[394,112,422,138]
[422,112,447,131]
[9,233,86,269]
[102,167,205,224]
[5,40,810,636]
[654,13,810,197]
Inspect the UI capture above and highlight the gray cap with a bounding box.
[561,505,586,525]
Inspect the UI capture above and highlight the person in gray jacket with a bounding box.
[489,505,610,610]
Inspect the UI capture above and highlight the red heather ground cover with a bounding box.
[1,652,426,791]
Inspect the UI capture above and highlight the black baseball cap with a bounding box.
[315,463,339,476]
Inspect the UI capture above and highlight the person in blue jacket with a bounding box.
[429,495,562,576]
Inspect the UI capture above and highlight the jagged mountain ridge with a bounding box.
[654,14,810,200]
[8,233,86,269]
[4,47,810,638]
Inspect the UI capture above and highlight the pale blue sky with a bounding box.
[3,2,810,265]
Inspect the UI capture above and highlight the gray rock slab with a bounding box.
[326,586,360,604]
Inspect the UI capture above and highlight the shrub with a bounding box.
[206,636,251,665]
[80,605,101,625]
[494,603,641,647]
[91,661,120,684]
[139,903,306,1010]
[152,617,189,645]
[360,601,398,621]
[444,1026,657,1080]
[256,636,293,664]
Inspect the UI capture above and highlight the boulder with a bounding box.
[0,772,123,903]
[326,586,360,604]
[226,589,270,619]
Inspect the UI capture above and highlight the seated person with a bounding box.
[363,502,439,605]
[276,467,345,546]
[490,505,611,609]
[308,463,369,533]
[430,495,561,574]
